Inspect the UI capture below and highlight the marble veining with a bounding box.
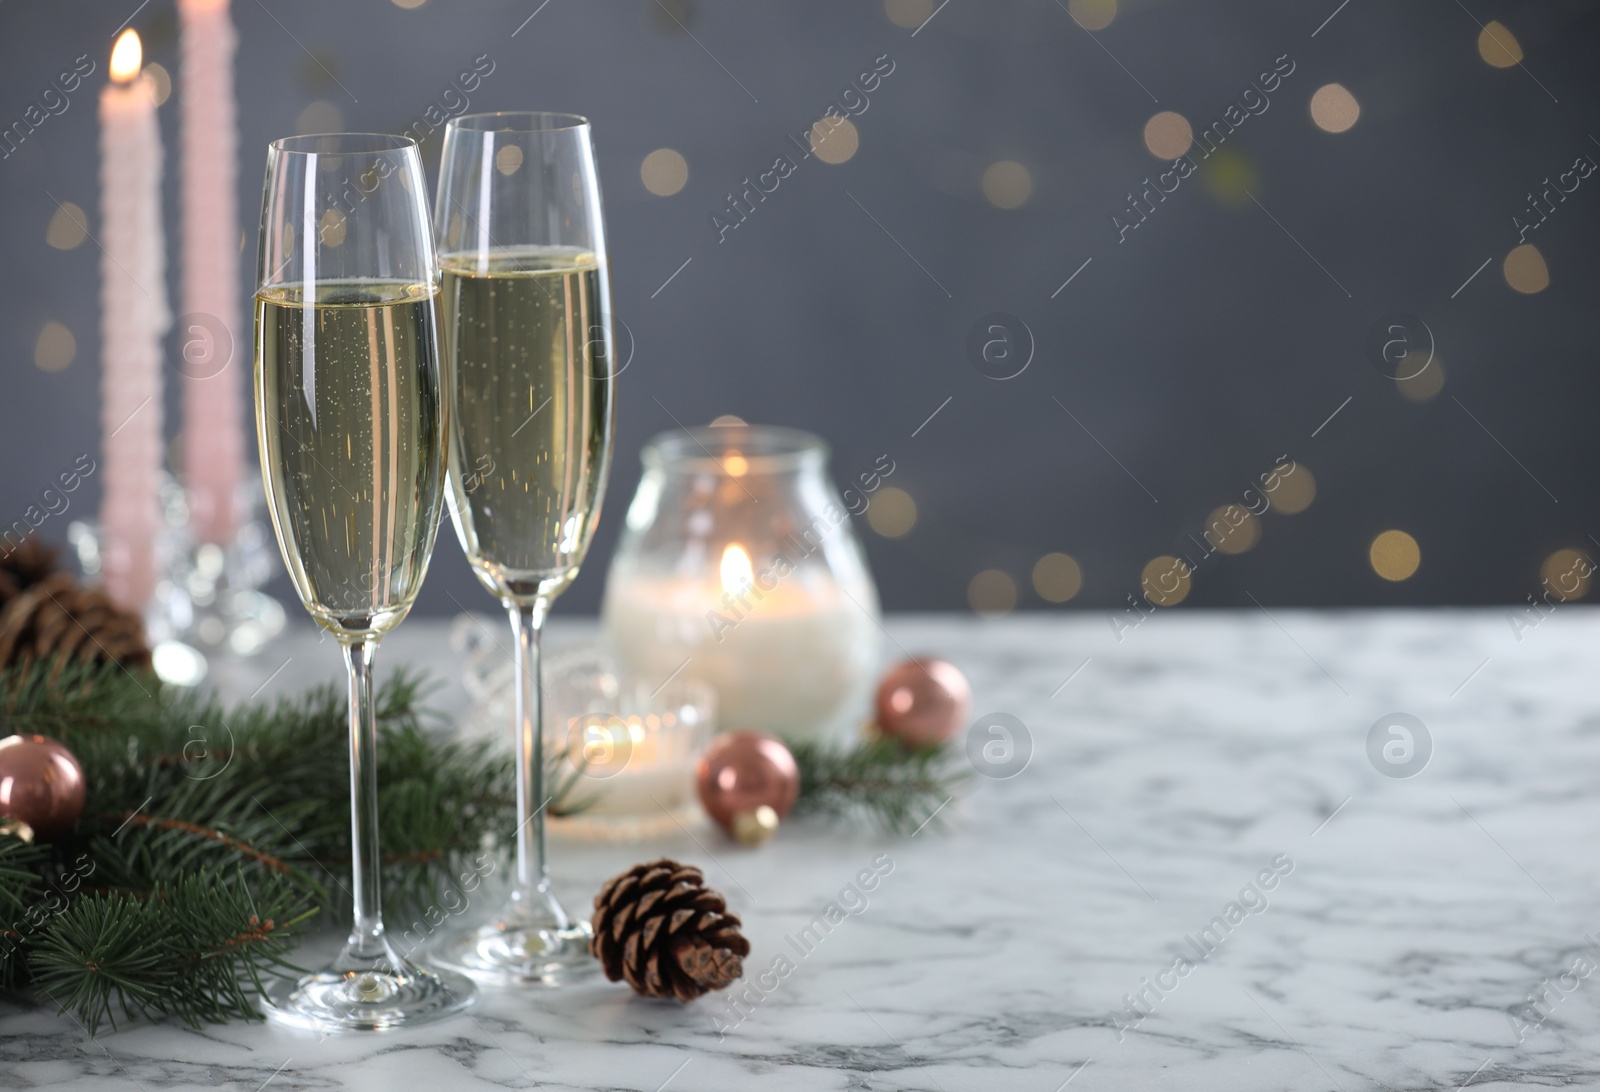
[4,608,1600,1090]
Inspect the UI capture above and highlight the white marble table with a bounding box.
[5,609,1600,1090]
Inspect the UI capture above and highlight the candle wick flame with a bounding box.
[110,30,142,83]
[720,543,755,597]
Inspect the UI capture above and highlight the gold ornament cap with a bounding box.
[731,805,780,847]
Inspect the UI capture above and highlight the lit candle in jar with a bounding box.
[602,426,882,743]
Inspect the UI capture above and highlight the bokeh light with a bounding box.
[145,63,172,107]
[1143,111,1192,159]
[495,145,524,176]
[1068,0,1117,31]
[884,0,933,29]
[641,148,689,196]
[1269,463,1315,515]
[968,570,1018,616]
[1541,549,1592,601]
[810,117,859,165]
[982,160,1032,209]
[1478,21,1523,67]
[391,0,428,8]
[1199,148,1258,206]
[318,208,347,248]
[1396,353,1445,402]
[295,99,343,134]
[1205,505,1260,555]
[866,487,917,538]
[1032,553,1083,603]
[45,202,89,250]
[709,414,747,427]
[1310,83,1360,133]
[34,322,75,373]
[1503,243,1549,294]
[1141,556,1191,607]
[1370,530,1420,582]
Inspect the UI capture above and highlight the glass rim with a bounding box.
[642,425,828,474]
[447,111,591,134]
[268,132,420,156]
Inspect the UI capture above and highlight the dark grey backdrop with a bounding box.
[3,0,1598,619]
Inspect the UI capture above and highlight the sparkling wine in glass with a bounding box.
[427,112,615,986]
[253,133,476,1028]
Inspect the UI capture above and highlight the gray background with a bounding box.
[3,0,1597,619]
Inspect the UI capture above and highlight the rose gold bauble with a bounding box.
[0,734,86,838]
[696,730,800,834]
[874,658,972,747]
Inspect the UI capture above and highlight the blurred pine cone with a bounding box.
[0,536,62,605]
[0,571,152,673]
[590,858,749,1001]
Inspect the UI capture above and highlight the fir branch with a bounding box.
[790,737,968,835]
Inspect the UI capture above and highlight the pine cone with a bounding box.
[0,536,61,607]
[590,858,750,1001]
[0,572,152,673]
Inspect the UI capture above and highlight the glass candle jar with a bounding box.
[601,425,882,743]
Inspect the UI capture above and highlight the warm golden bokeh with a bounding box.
[982,160,1032,209]
[34,322,76,373]
[1141,556,1192,607]
[1205,506,1260,555]
[1269,463,1315,515]
[1199,148,1258,206]
[641,148,689,196]
[867,487,918,538]
[295,99,343,135]
[1143,111,1193,159]
[1504,243,1549,294]
[1396,354,1445,402]
[1370,530,1421,582]
[1541,549,1592,601]
[1478,21,1523,67]
[810,117,859,165]
[45,203,89,250]
[709,414,748,427]
[1310,83,1360,133]
[884,0,934,29]
[1068,0,1118,31]
[968,570,1019,617]
[318,208,347,248]
[495,145,524,176]
[145,62,172,107]
[391,0,428,8]
[1032,553,1083,603]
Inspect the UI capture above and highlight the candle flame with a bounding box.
[721,543,754,597]
[722,451,749,477]
[110,30,142,83]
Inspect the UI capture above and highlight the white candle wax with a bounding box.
[604,567,880,743]
[98,31,169,612]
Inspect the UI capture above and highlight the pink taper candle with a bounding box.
[99,30,169,613]
[178,0,244,544]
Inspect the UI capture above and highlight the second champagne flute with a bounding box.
[428,112,616,986]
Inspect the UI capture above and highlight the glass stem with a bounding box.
[344,638,389,961]
[509,600,553,904]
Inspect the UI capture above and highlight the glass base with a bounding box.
[261,947,476,1031]
[429,908,598,988]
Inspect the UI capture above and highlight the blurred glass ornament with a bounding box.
[874,657,972,747]
[0,734,85,838]
[695,729,800,839]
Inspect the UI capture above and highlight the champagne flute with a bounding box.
[253,133,476,1028]
[427,112,615,986]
